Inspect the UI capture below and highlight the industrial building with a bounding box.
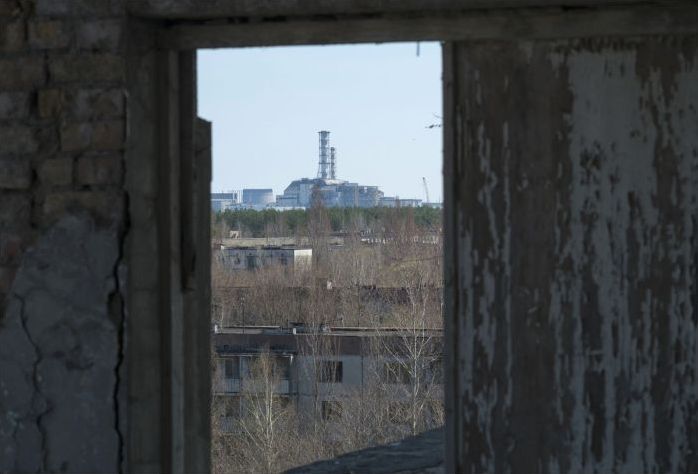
[242,189,275,207]
[378,197,424,208]
[211,191,241,212]
[276,131,388,208]
[212,132,426,211]
[212,326,443,432]
[211,189,276,212]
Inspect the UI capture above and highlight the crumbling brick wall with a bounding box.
[0,0,127,471]
[0,0,126,311]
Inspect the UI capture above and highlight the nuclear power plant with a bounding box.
[276,131,394,209]
[212,131,425,211]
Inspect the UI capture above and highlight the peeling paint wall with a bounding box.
[449,36,698,472]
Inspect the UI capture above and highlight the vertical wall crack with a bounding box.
[110,189,131,474]
[109,255,126,474]
[109,289,125,474]
[14,293,50,472]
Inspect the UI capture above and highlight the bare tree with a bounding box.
[231,349,297,473]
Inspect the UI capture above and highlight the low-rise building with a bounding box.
[219,245,312,271]
[211,191,241,212]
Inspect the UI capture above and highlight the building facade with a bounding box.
[212,326,443,432]
[211,191,241,212]
[242,188,275,207]
[277,178,385,209]
[219,246,312,271]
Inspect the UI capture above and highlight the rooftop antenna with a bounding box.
[330,147,337,180]
[317,131,330,179]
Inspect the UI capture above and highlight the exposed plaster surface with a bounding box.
[0,214,122,473]
[453,36,698,472]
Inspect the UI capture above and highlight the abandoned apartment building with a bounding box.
[212,325,443,434]
[0,0,697,473]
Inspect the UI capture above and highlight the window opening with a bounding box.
[318,360,343,383]
[224,357,240,379]
[203,42,443,473]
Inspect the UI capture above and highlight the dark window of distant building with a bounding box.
[274,357,291,380]
[318,360,343,383]
[321,400,343,421]
[224,357,240,379]
[384,361,411,384]
[240,356,252,378]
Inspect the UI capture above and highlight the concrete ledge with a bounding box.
[285,429,444,474]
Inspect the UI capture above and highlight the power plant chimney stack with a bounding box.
[330,147,337,180]
[317,131,330,179]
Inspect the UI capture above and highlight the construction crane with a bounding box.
[422,177,430,205]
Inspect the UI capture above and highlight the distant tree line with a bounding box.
[212,206,442,238]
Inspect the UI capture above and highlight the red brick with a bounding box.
[0,92,31,119]
[37,88,65,118]
[28,20,71,49]
[69,88,123,119]
[77,20,122,51]
[60,121,124,152]
[43,190,123,221]
[49,53,124,83]
[0,126,38,154]
[38,158,72,186]
[76,153,123,185]
[0,20,25,52]
[0,57,45,90]
[0,156,31,189]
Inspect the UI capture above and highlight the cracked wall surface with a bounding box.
[0,0,128,472]
[0,214,122,472]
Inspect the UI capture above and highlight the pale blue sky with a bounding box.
[198,42,443,202]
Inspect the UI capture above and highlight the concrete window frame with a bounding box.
[122,3,697,473]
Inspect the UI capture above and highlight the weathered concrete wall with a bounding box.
[0,0,128,471]
[447,36,698,472]
[0,214,122,472]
